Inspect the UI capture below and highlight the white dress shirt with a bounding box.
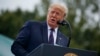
[47,25,58,45]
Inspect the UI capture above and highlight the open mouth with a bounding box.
[51,19,55,21]
[51,18,56,23]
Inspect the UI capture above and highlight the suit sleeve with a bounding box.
[11,21,31,56]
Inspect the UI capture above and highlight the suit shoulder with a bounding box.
[24,20,42,26]
[25,20,41,24]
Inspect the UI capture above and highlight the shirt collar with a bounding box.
[47,24,58,32]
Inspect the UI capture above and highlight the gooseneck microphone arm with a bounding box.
[57,20,72,47]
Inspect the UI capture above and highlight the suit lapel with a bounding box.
[56,31,65,47]
[42,22,48,43]
[56,31,61,44]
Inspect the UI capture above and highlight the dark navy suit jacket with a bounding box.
[11,20,70,56]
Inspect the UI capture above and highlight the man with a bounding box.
[11,3,70,56]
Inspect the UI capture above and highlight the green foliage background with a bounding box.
[0,0,100,55]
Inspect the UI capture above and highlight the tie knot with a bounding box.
[50,28,55,32]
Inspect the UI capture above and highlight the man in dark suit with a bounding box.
[11,3,70,56]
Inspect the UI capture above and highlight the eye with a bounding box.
[56,12,60,15]
[51,11,55,14]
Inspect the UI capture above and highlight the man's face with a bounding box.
[47,7,65,28]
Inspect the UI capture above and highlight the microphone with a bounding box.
[57,20,68,25]
[57,20,72,47]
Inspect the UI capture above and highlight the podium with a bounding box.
[27,44,97,56]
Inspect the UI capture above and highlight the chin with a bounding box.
[50,22,55,25]
[49,23,57,28]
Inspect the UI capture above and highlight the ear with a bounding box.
[62,14,66,20]
[60,18,64,22]
[63,13,67,20]
[64,13,66,18]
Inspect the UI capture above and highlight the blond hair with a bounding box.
[48,3,68,17]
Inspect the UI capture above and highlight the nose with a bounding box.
[52,13,56,17]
